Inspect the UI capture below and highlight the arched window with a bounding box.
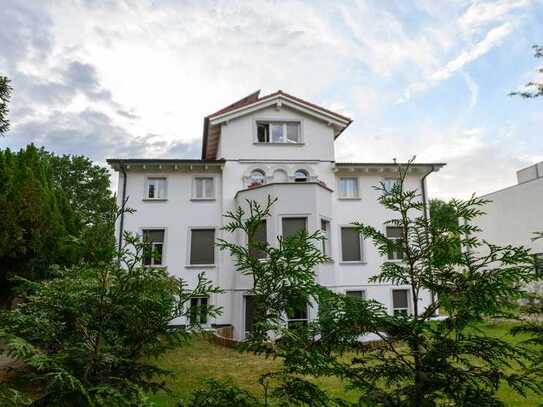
[249,169,266,186]
[273,169,288,183]
[294,169,308,182]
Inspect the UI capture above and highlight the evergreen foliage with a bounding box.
[0,145,116,301]
[209,159,543,406]
[0,229,222,406]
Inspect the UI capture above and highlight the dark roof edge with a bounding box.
[107,158,225,164]
[336,162,446,167]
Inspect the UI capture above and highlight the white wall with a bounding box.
[218,105,336,161]
[475,177,543,254]
[114,104,436,338]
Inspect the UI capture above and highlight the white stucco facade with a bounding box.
[108,91,445,340]
[474,162,543,259]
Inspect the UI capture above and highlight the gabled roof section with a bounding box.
[202,90,353,160]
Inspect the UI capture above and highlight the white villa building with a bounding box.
[108,90,445,340]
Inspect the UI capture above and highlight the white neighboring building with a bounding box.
[474,162,543,270]
[108,90,445,340]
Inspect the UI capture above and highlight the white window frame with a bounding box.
[192,176,215,200]
[385,225,404,261]
[243,294,256,339]
[144,176,167,200]
[189,296,210,326]
[280,215,309,239]
[345,289,367,300]
[320,218,332,257]
[186,227,217,268]
[383,178,401,193]
[339,225,365,264]
[286,303,309,328]
[254,120,302,144]
[140,227,167,267]
[338,177,360,199]
[391,288,411,316]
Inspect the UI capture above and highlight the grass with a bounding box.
[149,321,541,406]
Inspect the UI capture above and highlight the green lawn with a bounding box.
[149,321,541,406]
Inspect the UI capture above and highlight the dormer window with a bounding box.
[294,169,308,182]
[249,169,266,186]
[256,122,300,144]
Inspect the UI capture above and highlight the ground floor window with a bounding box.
[287,302,308,329]
[346,290,366,300]
[392,289,409,316]
[189,296,209,325]
[244,296,256,337]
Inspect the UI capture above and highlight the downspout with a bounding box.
[421,165,437,315]
[118,161,127,251]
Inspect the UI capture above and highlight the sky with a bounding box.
[0,0,542,199]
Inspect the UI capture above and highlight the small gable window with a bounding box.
[256,122,300,144]
[294,169,308,182]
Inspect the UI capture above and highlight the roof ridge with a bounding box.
[207,90,261,117]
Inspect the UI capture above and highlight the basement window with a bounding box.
[256,122,300,144]
[392,289,409,316]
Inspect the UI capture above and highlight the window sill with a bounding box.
[184,264,216,269]
[142,198,168,202]
[338,197,361,201]
[253,142,304,146]
[339,261,367,265]
[144,264,167,268]
[190,198,216,202]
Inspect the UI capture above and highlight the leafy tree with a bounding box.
[39,150,117,264]
[429,198,462,266]
[0,75,11,135]
[0,228,222,406]
[510,45,543,98]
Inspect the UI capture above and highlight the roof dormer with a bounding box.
[201,90,352,160]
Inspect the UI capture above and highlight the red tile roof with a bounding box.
[208,90,352,122]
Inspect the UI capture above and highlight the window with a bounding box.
[535,253,543,273]
[386,226,404,260]
[287,301,308,329]
[244,296,256,337]
[145,177,167,199]
[321,219,331,256]
[341,227,362,262]
[193,177,215,199]
[392,289,409,316]
[282,217,307,239]
[249,220,267,259]
[142,229,165,266]
[249,170,266,186]
[256,122,300,144]
[339,177,359,198]
[189,296,209,325]
[273,169,288,182]
[189,229,215,265]
[294,169,308,182]
[346,290,366,300]
[383,178,401,193]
